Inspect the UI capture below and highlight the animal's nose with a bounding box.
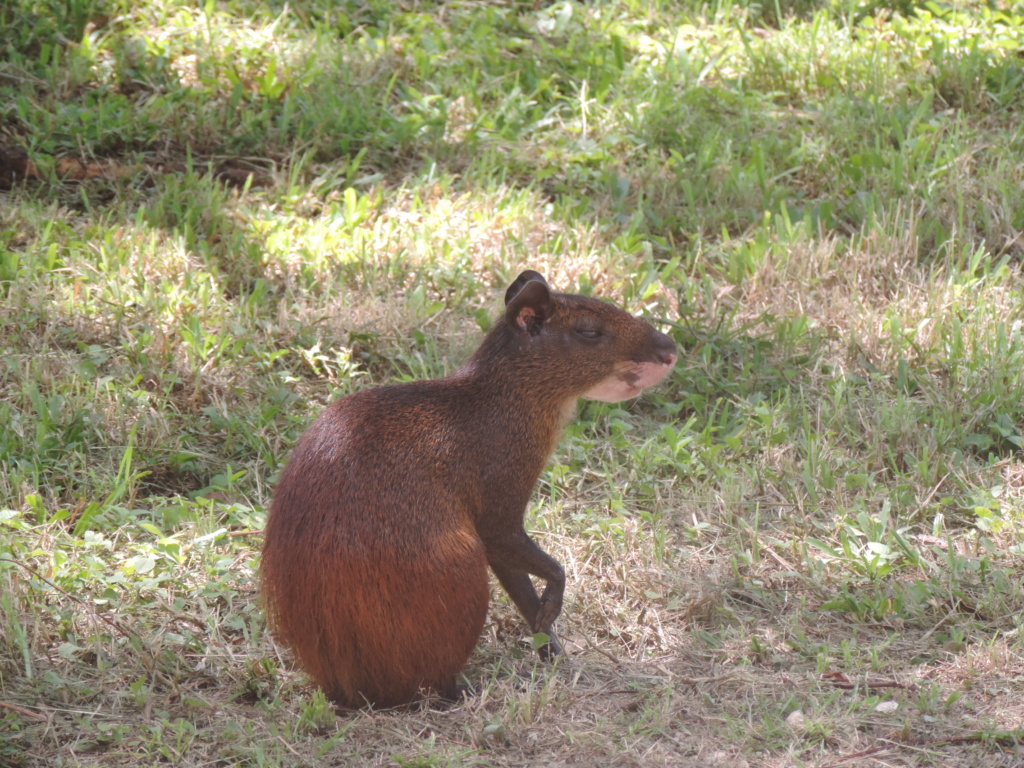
[652,332,677,367]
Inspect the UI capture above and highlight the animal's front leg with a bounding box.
[485,529,565,659]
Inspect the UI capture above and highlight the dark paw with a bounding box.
[536,630,563,661]
[448,682,476,701]
[429,681,475,708]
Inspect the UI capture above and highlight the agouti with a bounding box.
[260,270,676,708]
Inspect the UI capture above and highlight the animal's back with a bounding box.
[261,383,490,707]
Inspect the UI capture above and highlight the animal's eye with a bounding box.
[576,328,602,340]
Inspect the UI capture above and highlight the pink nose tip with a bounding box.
[660,351,678,367]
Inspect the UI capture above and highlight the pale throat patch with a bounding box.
[558,398,578,426]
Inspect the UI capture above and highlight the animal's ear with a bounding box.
[504,270,549,306]
[504,277,553,335]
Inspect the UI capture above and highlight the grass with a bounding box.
[1,0,1023,765]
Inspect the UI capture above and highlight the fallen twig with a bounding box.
[0,701,46,720]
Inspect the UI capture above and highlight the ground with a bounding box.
[1,0,1023,765]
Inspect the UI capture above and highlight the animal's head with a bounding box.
[500,270,677,402]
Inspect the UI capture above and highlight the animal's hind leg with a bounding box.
[337,531,490,707]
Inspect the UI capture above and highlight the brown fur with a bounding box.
[260,271,676,708]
